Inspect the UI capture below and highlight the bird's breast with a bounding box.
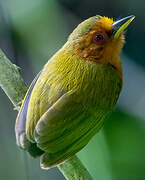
[43,52,122,110]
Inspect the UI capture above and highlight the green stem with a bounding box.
[58,155,93,180]
[0,49,93,180]
[0,49,27,109]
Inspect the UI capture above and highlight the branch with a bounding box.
[0,49,93,180]
[58,156,93,180]
[0,49,27,109]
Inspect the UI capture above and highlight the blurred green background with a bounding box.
[0,0,145,179]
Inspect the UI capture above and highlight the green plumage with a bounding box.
[15,16,122,168]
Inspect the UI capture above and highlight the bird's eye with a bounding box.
[95,34,104,42]
[93,33,106,44]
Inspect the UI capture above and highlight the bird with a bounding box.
[15,15,135,169]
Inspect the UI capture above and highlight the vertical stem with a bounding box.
[0,49,27,109]
[58,155,93,180]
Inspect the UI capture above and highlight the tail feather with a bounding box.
[17,131,44,158]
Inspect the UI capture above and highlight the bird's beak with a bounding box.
[112,15,135,39]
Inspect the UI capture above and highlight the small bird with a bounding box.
[15,15,135,168]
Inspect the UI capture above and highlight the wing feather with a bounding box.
[34,90,109,167]
[15,72,44,157]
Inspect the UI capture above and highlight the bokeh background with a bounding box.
[0,0,145,180]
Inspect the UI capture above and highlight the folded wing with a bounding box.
[34,90,108,168]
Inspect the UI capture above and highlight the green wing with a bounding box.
[34,90,109,168]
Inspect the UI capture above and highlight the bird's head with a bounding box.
[67,15,135,77]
